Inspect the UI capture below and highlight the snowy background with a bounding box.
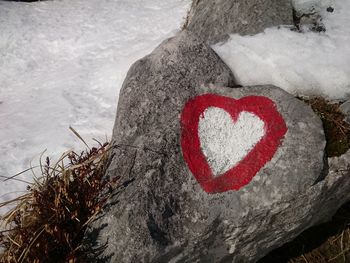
[0,0,191,206]
[0,0,349,211]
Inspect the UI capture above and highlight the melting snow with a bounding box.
[213,0,350,100]
[0,0,190,207]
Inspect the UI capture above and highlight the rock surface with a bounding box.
[82,30,350,263]
[340,99,350,123]
[184,0,293,44]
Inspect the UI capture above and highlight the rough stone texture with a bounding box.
[340,99,350,123]
[82,30,350,263]
[184,0,294,44]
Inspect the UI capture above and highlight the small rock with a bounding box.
[292,0,332,32]
[327,6,334,12]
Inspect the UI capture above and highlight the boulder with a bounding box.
[82,30,350,263]
[183,0,294,44]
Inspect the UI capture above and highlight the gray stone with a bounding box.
[183,0,294,45]
[291,0,335,32]
[82,30,350,263]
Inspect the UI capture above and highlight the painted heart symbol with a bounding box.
[199,108,265,176]
[180,94,288,193]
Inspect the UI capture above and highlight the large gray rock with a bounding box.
[183,0,294,44]
[82,30,350,263]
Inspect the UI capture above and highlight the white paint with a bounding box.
[198,107,265,176]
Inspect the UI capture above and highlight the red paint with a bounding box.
[180,94,288,193]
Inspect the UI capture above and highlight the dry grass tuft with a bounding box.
[0,139,116,263]
[302,97,350,157]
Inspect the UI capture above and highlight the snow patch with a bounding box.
[0,0,190,211]
[212,0,350,100]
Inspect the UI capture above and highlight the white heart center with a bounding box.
[198,107,265,176]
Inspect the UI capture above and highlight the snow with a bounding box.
[1,0,350,212]
[212,0,350,100]
[0,0,190,207]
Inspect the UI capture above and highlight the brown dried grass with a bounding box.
[302,97,350,157]
[0,131,116,263]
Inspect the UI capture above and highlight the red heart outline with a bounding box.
[180,94,288,193]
